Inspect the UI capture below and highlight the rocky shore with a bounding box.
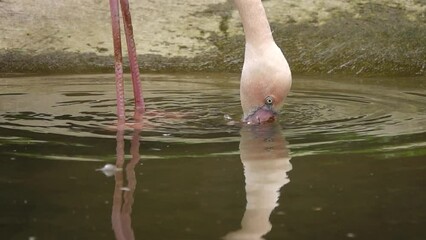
[1,0,425,76]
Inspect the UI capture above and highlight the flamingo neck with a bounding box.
[233,0,274,46]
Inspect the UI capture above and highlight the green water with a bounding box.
[0,74,425,240]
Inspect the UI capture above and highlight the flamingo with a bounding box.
[108,0,291,125]
[234,0,292,124]
[108,0,144,125]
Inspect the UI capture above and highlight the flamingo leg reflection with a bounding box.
[112,129,141,240]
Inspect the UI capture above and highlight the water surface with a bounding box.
[0,74,425,240]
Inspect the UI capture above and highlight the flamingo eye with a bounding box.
[265,96,273,105]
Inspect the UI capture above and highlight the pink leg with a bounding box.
[109,0,126,123]
[120,0,145,116]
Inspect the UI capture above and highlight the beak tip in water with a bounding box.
[244,108,277,125]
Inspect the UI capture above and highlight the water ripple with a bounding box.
[0,74,425,159]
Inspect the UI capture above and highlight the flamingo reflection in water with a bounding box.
[225,124,292,240]
[106,123,291,240]
[111,128,141,240]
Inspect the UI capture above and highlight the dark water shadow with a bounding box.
[224,124,292,240]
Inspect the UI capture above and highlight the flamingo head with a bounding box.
[243,96,278,124]
[240,51,292,125]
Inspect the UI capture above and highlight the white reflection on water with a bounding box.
[106,123,291,240]
[224,124,292,240]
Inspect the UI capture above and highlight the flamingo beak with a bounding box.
[244,105,277,125]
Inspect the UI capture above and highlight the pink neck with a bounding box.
[233,0,274,46]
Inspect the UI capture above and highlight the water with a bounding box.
[0,74,425,240]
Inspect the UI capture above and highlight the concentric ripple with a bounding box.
[0,74,425,160]
[283,77,426,157]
